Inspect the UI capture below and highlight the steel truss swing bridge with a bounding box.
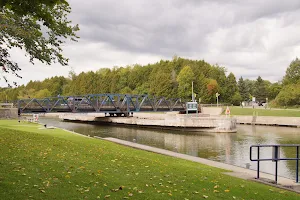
[18,93,185,116]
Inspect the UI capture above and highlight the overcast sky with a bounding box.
[3,0,300,87]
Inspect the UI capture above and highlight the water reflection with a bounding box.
[39,118,300,180]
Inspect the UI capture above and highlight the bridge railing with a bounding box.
[250,144,300,183]
[18,94,185,114]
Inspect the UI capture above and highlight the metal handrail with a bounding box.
[250,144,300,184]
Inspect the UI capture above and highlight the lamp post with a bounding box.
[216,92,220,107]
[192,81,195,102]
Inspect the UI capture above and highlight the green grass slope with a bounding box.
[0,120,299,199]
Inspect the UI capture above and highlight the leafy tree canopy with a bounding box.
[177,65,195,100]
[0,0,79,86]
[283,58,300,85]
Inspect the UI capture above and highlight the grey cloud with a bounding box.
[5,0,300,87]
[69,0,300,57]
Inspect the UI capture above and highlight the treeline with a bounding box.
[0,57,299,107]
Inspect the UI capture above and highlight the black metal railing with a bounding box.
[250,144,300,184]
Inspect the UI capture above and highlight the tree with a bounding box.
[253,76,267,102]
[244,79,255,97]
[195,73,210,103]
[208,65,226,99]
[177,65,194,100]
[223,72,238,103]
[18,88,36,99]
[268,82,282,100]
[206,79,219,103]
[231,92,242,106]
[35,89,51,98]
[275,84,300,106]
[238,77,249,101]
[283,58,300,85]
[0,0,79,86]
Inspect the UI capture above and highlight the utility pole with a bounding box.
[192,81,195,102]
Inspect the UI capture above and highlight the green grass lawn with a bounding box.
[224,106,300,117]
[0,120,299,199]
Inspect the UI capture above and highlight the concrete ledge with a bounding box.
[59,113,237,132]
[236,116,300,127]
[201,107,223,115]
[101,137,300,192]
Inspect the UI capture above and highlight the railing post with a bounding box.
[275,159,278,184]
[257,147,260,179]
[274,146,279,184]
[297,146,299,183]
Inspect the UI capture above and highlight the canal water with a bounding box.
[39,118,300,180]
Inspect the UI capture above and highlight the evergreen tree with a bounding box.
[195,73,210,103]
[244,79,255,97]
[254,76,267,102]
[238,77,249,101]
[224,73,238,103]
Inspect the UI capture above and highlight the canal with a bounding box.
[39,117,300,180]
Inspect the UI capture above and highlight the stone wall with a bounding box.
[0,108,18,119]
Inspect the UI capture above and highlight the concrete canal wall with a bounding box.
[59,112,237,133]
[201,107,223,115]
[46,112,300,128]
[235,115,300,127]
[0,108,18,119]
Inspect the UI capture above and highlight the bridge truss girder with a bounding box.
[18,93,185,115]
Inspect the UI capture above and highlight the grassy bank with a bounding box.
[0,120,299,199]
[225,106,300,117]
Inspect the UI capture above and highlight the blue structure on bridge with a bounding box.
[18,93,185,116]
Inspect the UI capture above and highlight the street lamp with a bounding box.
[216,92,220,107]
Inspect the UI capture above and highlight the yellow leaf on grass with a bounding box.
[224,189,230,192]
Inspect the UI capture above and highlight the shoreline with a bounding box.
[39,121,300,193]
[101,138,300,193]
[1,120,300,199]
